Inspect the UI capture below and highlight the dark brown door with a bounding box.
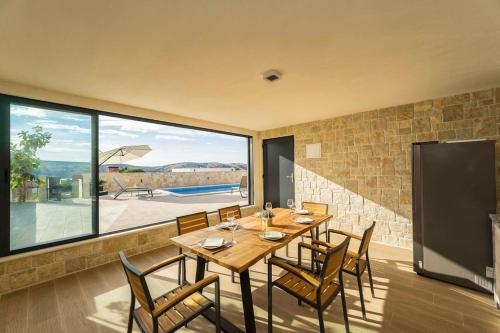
[263,136,294,208]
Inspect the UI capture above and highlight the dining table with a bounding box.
[170,207,332,333]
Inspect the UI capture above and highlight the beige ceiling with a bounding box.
[0,0,499,131]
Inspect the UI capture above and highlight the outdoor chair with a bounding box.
[313,221,376,320]
[217,205,242,283]
[268,237,351,333]
[119,251,220,333]
[285,202,330,257]
[112,175,153,199]
[176,211,210,284]
[217,205,242,221]
[231,175,248,198]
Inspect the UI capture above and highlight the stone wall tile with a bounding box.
[65,257,87,274]
[32,253,54,267]
[6,258,32,274]
[38,261,65,282]
[443,104,464,121]
[9,268,37,290]
[473,117,496,137]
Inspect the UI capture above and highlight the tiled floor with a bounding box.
[99,191,247,233]
[0,238,498,333]
[10,192,247,250]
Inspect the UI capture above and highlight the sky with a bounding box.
[10,105,248,166]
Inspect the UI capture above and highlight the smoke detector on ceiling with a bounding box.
[263,69,282,82]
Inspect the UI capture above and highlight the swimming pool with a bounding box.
[162,183,239,196]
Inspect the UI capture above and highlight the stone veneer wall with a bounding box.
[0,206,257,295]
[260,86,500,248]
[101,170,246,192]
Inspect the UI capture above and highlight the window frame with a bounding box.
[0,93,254,256]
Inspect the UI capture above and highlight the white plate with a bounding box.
[202,238,229,249]
[295,209,311,215]
[293,217,313,224]
[258,231,286,241]
[218,222,237,230]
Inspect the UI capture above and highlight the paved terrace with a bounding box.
[10,191,246,250]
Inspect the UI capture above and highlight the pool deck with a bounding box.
[10,191,247,250]
[99,190,247,233]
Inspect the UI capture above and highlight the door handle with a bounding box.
[285,173,294,183]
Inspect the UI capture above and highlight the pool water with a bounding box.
[163,183,239,196]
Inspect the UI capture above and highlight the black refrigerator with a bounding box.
[412,140,496,293]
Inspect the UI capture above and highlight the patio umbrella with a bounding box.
[98,145,152,166]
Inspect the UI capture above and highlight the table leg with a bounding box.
[195,256,207,283]
[196,256,244,333]
[240,269,256,333]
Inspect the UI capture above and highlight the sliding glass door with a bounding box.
[1,96,97,253]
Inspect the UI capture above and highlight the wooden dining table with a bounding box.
[170,207,332,333]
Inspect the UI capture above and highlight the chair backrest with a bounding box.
[119,251,154,312]
[319,236,350,290]
[302,202,328,215]
[112,175,126,190]
[218,205,242,222]
[240,176,247,189]
[176,211,209,235]
[358,221,376,257]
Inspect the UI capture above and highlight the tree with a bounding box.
[10,126,51,203]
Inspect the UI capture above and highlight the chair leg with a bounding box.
[355,265,367,320]
[232,271,236,283]
[206,262,209,272]
[177,249,182,285]
[127,294,135,333]
[268,263,273,333]
[366,253,375,297]
[340,281,350,333]
[317,306,325,333]
[285,243,289,257]
[215,280,221,333]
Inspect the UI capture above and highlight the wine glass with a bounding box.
[287,199,294,213]
[226,211,235,224]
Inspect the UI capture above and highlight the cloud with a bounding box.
[63,115,86,122]
[99,129,139,138]
[155,135,195,141]
[28,120,90,134]
[98,115,241,141]
[50,138,90,147]
[10,105,48,118]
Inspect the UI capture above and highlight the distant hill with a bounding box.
[101,162,247,172]
[37,160,91,178]
[36,160,247,178]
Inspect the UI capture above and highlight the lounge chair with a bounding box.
[112,175,153,199]
[231,175,248,198]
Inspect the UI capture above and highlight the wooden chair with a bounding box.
[119,251,221,333]
[268,237,351,333]
[217,205,242,221]
[217,205,242,283]
[313,221,376,320]
[285,202,330,257]
[176,212,210,284]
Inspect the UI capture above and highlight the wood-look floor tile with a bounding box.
[0,242,498,333]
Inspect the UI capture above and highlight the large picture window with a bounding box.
[98,115,251,233]
[0,94,252,255]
